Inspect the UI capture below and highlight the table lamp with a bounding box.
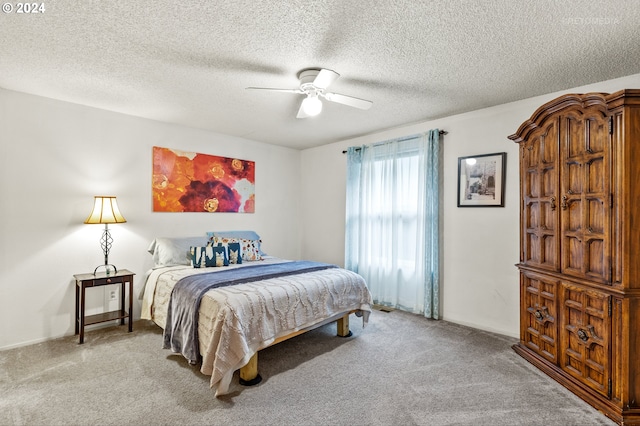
[85,196,127,275]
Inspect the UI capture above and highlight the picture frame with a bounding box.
[457,152,506,207]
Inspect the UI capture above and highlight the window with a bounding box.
[345,130,440,318]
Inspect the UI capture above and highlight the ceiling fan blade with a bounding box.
[245,87,303,94]
[313,69,339,89]
[323,92,373,110]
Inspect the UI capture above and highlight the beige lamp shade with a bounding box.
[84,196,127,224]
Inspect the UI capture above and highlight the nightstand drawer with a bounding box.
[93,276,125,286]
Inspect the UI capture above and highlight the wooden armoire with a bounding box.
[509,90,640,425]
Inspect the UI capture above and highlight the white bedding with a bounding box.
[141,257,372,396]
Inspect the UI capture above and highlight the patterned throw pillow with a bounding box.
[213,246,229,266]
[211,241,242,264]
[239,238,262,261]
[205,231,266,256]
[225,242,242,264]
[209,236,262,261]
[191,246,228,268]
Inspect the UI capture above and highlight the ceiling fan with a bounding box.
[246,68,373,118]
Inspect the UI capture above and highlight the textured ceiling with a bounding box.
[1,1,639,150]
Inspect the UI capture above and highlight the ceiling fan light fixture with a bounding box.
[301,95,323,116]
[247,68,372,119]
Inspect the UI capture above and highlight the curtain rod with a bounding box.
[341,130,447,154]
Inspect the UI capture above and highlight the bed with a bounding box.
[140,233,372,396]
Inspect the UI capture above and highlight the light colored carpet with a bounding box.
[0,309,615,425]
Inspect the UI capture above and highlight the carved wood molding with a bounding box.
[509,93,609,143]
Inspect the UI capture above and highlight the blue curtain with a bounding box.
[345,129,440,319]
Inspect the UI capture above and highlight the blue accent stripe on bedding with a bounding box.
[163,261,338,363]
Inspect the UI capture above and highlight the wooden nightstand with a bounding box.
[74,269,135,344]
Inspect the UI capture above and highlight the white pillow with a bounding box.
[148,236,208,267]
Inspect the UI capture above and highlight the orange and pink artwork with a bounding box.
[152,146,255,213]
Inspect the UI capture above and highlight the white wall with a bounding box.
[4,73,640,350]
[300,72,640,338]
[0,88,302,350]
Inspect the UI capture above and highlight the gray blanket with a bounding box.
[163,261,337,362]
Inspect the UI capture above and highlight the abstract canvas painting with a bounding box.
[152,146,255,213]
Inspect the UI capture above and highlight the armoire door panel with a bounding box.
[542,235,557,267]
[565,115,585,159]
[586,158,606,192]
[584,116,608,154]
[526,169,539,198]
[565,162,583,194]
[542,132,557,164]
[521,119,560,271]
[563,235,584,274]
[525,201,539,229]
[587,198,605,233]
[560,283,610,398]
[522,272,558,363]
[560,197,609,282]
[524,234,558,268]
[585,196,608,282]
[559,109,611,283]
[542,167,556,197]
[587,238,605,278]
[564,114,608,159]
[525,233,540,264]
[527,120,558,166]
[524,232,558,269]
[566,198,582,232]
[523,142,539,169]
[542,201,556,231]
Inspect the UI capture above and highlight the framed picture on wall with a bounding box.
[457,152,506,207]
[152,146,256,213]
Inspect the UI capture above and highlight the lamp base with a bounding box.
[93,264,119,276]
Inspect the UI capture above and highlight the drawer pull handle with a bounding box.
[106,279,111,283]
[550,197,556,211]
[533,307,551,324]
[577,329,589,342]
[561,195,568,210]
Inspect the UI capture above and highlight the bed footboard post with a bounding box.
[239,352,262,386]
[337,313,352,337]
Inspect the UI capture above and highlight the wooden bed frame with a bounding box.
[238,311,354,385]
